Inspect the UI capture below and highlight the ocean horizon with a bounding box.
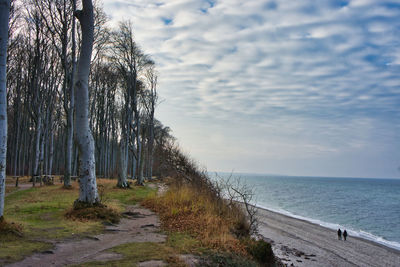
[211,172,400,251]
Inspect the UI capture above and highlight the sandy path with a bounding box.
[5,183,32,197]
[257,207,400,267]
[6,205,166,267]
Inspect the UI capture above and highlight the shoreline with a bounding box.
[255,204,400,251]
[256,206,400,267]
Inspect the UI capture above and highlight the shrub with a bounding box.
[245,239,275,266]
[198,252,258,267]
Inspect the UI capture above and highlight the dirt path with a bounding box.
[5,183,33,197]
[6,205,167,267]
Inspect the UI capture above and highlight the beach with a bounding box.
[256,207,400,267]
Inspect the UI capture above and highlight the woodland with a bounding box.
[0,0,166,212]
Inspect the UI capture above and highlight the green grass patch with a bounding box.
[5,186,18,195]
[98,181,156,208]
[0,237,52,264]
[4,185,102,240]
[166,232,202,254]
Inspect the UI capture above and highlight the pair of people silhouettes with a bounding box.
[337,229,348,240]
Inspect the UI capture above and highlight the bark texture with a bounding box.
[74,0,98,204]
[117,140,128,188]
[0,0,10,218]
[65,0,76,187]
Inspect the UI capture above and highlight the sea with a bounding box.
[211,173,400,251]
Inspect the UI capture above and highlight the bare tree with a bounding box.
[216,174,259,235]
[143,65,157,180]
[110,21,146,186]
[0,0,10,219]
[74,0,98,204]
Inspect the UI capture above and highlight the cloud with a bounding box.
[102,0,400,178]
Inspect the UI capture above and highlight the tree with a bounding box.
[143,65,157,180]
[74,0,98,204]
[111,21,144,186]
[0,0,10,219]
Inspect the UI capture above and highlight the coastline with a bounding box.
[256,206,400,267]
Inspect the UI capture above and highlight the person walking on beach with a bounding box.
[343,230,348,241]
[337,229,342,240]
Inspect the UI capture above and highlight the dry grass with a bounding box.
[0,218,23,236]
[65,203,121,224]
[142,183,248,255]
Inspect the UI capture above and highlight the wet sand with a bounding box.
[256,207,400,267]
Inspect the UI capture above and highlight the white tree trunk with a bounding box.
[117,140,128,188]
[0,0,10,219]
[74,0,98,204]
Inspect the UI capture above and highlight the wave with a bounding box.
[255,203,400,251]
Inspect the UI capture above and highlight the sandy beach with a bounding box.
[256,207,400,267]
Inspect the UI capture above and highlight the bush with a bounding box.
[198,252,258,267]
[245,239,275,266]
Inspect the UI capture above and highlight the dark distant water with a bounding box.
[212,173,400,250]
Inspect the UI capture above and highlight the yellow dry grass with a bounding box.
[142,184,248,255]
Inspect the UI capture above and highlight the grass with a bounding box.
[141,182,275,266]
[1,177,268,266]
[142,183,248,254]
[0,238,52,263]
[166,232,202,254]
[4,184,102,240]
[0,178,156,264]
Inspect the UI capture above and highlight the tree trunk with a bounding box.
[0,0,10,219]
[32,116,42,186]
[117,140,128,188]
[148,117,154,180]
[74,0,98,204]
[39,128,45,186]
[64,0,77,188]
[136,120,144,185]
[48,131,54,176]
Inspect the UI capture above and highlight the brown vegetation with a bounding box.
[143,183,248,254]
[0,217,23,237]
[143,138,277,265]
[65,201,120,224]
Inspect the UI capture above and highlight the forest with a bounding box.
[0,0,176,208]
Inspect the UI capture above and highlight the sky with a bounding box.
[102,0,400,179]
